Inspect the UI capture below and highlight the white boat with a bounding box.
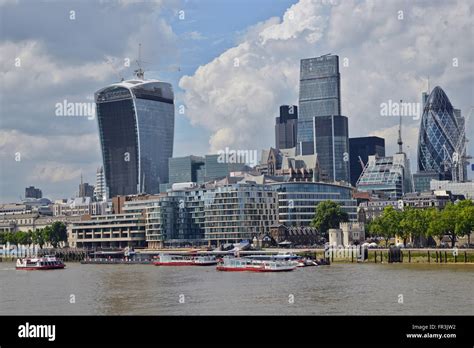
[216,257,297,272]
[16,255,65,270]
[153,253,217,266]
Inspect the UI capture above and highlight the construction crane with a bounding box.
[358,156,365,171]
[134,43,181,80]
[452,107,473,182]
[441,107,472,182]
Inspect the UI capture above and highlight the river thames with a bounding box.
[0,263,472,315]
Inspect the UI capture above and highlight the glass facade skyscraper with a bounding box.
[298,54,341,156]
[95,79,174,198]
[297,54,349,183]
[417,86,465,181]
[275,105,298,149]
[313,115,350,182]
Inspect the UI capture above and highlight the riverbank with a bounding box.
[302,248,474,264]
[2,248,473,264]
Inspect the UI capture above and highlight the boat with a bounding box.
[245,253,317,267]
[153,253,217,266]
[16,256,65,270]
[216,257,297,272]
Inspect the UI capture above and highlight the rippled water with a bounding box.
[0,262,472,315]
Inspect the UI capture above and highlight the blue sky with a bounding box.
[0,0,472,202]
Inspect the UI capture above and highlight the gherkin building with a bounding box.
[417,86,463,181]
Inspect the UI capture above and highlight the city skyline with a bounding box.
[1,0,473,202]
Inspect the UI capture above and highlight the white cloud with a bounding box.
[0,130,100,161]
[0,40,113,95]
[28,162,84,183]
[179,0,473,164]
[183,31,207,41]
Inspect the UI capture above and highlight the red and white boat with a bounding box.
[16,256,65,270]
[216,257,296,272]
[153,253,217,266]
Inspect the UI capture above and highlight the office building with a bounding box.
[94,166,106,201]
[430,180,474,200]
[203,154,231,181]
[356,153,413,199]
[313,115,350,182]
[25,186,42,199]
[413,171,441,193]
[275,105,298,149]
[269,181,357,226]
[349,136,385,187]
[297,54,350,182]
[417,86,467,182]
[71,213,146,249]
[168,156,205,185]
[298,54,341,155]
[95,77,174,197]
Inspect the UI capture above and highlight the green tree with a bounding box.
[49,221,67,248]
[26,230,33,247]
[399,208,432,247]
[5,232,18,245]
[310,200,349,238]
[32,229,46,249]
[42,226,52,248]
[454,200,474,246]
[368,210,395,247]
[380,206,402,246]
[428,201,474,247]
[16,231,29,246]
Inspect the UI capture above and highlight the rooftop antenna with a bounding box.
[397,100,403,153]
[427,75,430,93]
[134,43,145,80]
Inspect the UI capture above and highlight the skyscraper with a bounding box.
[168,156,205,185]
[417,86,466,181]
[275,105,298,149]
[313,115,350,182]
[349,136,385,187]
[298,54,341,156]
[94,166,106,201]
[297,54,349,182]
[95,78,174,197]
[25,186,42,199]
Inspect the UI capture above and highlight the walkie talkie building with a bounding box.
[95,79,174,198]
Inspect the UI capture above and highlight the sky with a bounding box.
[0,0,473,203]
